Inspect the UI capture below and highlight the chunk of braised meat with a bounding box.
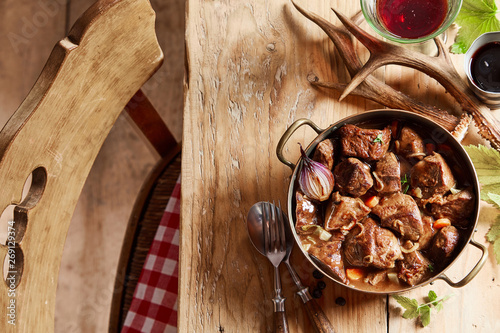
[410,152,456,199]
[334,158,373,197]
[373,152,401,194]
[313,139,335,170]
[427,189,475,227]
[364,270,387,286]
[428,226,460,266]
[339,124,391,161]
[397,250,431,286]
[395,126,426,159]
[371,193,423,241]
[324,192,371,232]
[419,215,436,250]
[307,234,347,284]
[295,191,322,233]
[344,218,403,269]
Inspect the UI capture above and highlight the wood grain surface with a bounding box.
[0,0,184,332]
[181,0,500,332]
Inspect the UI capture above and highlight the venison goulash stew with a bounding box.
[295,121,475,290]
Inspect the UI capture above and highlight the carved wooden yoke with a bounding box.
[0,0,163,331]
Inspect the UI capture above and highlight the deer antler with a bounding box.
[292,1,499,148]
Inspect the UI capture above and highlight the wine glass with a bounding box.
[360,0,462,44]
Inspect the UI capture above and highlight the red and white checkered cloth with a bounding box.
[121,176,180,333]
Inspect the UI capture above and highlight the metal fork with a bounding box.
[262,201,289,333]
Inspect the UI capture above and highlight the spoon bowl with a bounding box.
[247,202,266,255]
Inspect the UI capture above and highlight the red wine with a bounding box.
[471,42,500,92]
[377,0,448,39]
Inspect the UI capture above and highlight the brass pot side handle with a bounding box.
[436,238,488,288]
[276,118,324,170]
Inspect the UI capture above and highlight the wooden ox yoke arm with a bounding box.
[0,0,163,331]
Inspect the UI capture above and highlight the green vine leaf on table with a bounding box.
[486,193,500,263]
[463,145,500,204]
[392,291,453,327]
[464,145,500,264]
[451,0,500,54]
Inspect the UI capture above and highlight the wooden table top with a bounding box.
[180,0,500,332]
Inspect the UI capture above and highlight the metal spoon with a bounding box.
[247,202,289,333]
[278,205,335,333]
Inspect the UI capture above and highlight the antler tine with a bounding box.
[308,73,461,132]
[434,36,449,62]
[339,56,394,101]
[331,9,420,101]
[332,8,384,54]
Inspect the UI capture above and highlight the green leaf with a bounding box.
[392,295,418,310]
[487,214,500,242]
[451,0,500,54]
[464,145,500,203]
[428,290,438,303]
[393,292,454,327]
[486,192,500,264]
[419,305,432,327]
[450,41,468,54]
[488,193,500,209]
[434,302,444,313]
[487,214,500,263]
[373,133,384,144]
[493,240,500,264]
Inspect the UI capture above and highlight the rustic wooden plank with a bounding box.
[52,1,185,332]
[0,1,68,329]
[181,1,387,332]
[56,1,154,332]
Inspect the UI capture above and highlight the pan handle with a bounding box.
[276,118,324,170]
[435,238,488,288]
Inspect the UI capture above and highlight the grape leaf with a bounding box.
[486,213,500,243]
[493,238,500,264]
[488,192,500,208]
[464,145,500,204]
[451,0,500,54]
[486,205,500,263]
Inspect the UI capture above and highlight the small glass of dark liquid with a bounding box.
[465,32,500,108]
[361,0,463,43]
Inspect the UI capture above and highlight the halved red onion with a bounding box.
[298,144,334,202]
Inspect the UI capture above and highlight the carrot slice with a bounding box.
[364,195,379,208]
[346,268,365,280]
[433,218,451,229]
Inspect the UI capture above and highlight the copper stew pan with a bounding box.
[276,110,488,294]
